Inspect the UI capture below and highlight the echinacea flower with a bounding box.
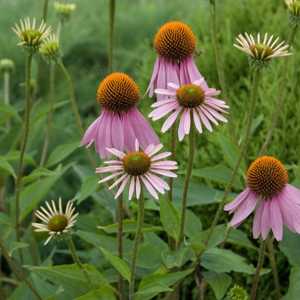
[225,156,300,241]
[149,79,228,141]
[39,34,60,62]
[54,1,76,22]
[147,21,206,100]
[81,72,159,158]
[96,140,177,200]
[234,33,291,66]
[285,0,300,23]
[32,198,78,245]
[12,18,51,51]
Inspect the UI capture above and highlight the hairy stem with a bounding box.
[259,25,298,156]
[129,191,145,300]
[14,53,33,262]
[178,123,195,246]
[251,240,266,300]
[204,67,261,246]
[267,237,281,300]
[117,194,125,300]
[0,238,42,300]
[108,0,116,73]
[67,236,92,286]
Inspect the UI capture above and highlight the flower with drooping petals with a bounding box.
[149,79,229,141]
[32,198,78,245]
[234,33,291,67]
[12,18,51,51]
[147,21,206,100]
[285,0,300,24]
[96,140,177,200]
[54,1,76,22]
[81,72,159,158]
[39,34,60,62]
[225,156,300,241]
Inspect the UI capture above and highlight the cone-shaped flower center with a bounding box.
[123,151,151,176]
[250,43,273,60]
[247,156,288,198]
[48,215,68,232]
[176,84,205,108]
[96,73,140,112]
[22,30,43,47]
[154,21,196,61]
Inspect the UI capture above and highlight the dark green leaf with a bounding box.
[75,175,99,204]
[0,156,16,178]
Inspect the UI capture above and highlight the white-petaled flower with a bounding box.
[234,33,291,65]
[12,18,51,51]
[39,34,60,62]
[54,1,76,22]
[285,0,300,24]
[96,140,178,200]
[32,198,78,245]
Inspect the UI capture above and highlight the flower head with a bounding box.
[225,156,300,241]
[12,18,51,51]
[39,34,60,62]
[81,72,159,158]
[234,33,291,67]
[227,285,249,300]
[96,140,177,200]
[147,21,206,100]
[149,79,229,141]
[154,21,196,61]
[32,198,78,245]
[286,0,300,24]
[0,59,15,73]
[54,1,76,22]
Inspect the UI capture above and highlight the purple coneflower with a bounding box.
[96,140,177,200]
[147,21,206,100]
[149,79,229,141]
[81,72,159,158]
[225,156,300,241]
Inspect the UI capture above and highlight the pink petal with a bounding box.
[151,152,172,162]
[224,188,251,212]
[161,108,181,133]
[192,109,203,134]
[198,108,213,132]
[253,200,264,239]
[115,175,130,199]
[135,176,141,199]
[178,112,186,141]
[128,176,135,200]
[269,198,283,241]
[261,201,271,240]
[140,176,159,200]
[183,109,191,135]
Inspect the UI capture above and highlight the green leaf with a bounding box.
[184,209,202,239]
[135,269,194,300]
[20,164,71,220]
[203,271,232,300]
[159,198,180,241]
[279,228,300,266]
[29,264,109,299]
[201,248,255,274]
[227,228,256,250]
[75,285,116,300]
[46,141,79,167]
[0,103,21,122]
[193,164,242,189]
[284,267,300,300]
[98,219,163,234]
[99,247,131,282]
[22,167,56,184]
[75,175,99,204]
[161,245,193,269]
[0,156,16,178]
[8,241,29,256]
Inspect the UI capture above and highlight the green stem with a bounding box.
[178,123,195,247]
[42,0,49,22]
[117,194,125,300]
[0,238,42,300]
[67,236,92,286]
[14,53,33,262]
[108,0,116,73]
[168,125,177,203]
[129,190,145,300]
[40,62,56,166]
[204,67,261,246]
[3,71,10,106]
[250,240,266,300]
[267,237,281,300]
[259,25,298,156]
[209,0,228,103]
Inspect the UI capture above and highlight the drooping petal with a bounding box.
[269,198,283,241]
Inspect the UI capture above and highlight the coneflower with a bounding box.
[81,72,159,158]
[225,156,300,241]
[147,21,206,100]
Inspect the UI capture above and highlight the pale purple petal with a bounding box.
[261,201,271,240]
[224,188,251,212]
[253,200,264,239]
[141,175,159,200]
[269,198,283,241]
[161,108,182,133]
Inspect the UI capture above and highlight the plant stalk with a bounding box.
[117,194,124,300]
[250,239,266,300]
[108,0,116,73]
[178,122,195,247]
[204,67,261,246]
[14,52,33,262]
[129,190,145,300]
